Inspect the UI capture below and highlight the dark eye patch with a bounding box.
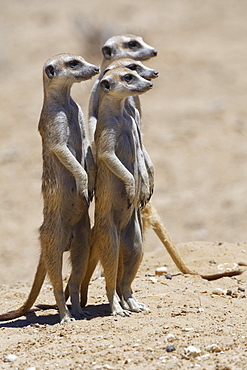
[127,64,142,74]
[122,74,134,83]
[66,60,81,68]
[127,40,141,49]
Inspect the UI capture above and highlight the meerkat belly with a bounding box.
[42,151,84,224]
[116,131,136,170]
[95,162,136,229]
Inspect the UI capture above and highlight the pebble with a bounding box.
[217,262,238,272]
[148,277,158,284]
[197,307,204,313]
[93,365,115,370]
[132,343,140,348]
[205,343,221,353]
[26,367,36,370]
[155,266,168,276]
[211,288,226,296]
[166,345,176,352]
[165,334,175,342]
[182,327,194,332]
[226,289,238,298]
[165,273,173,280]
[184,345,201,357]
[238,287,245,292]
[4,354,17,362]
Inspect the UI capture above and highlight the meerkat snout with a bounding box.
[152,49,158,57]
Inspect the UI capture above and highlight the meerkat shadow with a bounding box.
[0,310,60,327]
[0,303,113,328]
[81,303,113,320]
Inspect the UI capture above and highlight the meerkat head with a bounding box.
[100,67,153,99]
[104,58,159,81]
[102,35,158,63]
[43,54,99,87]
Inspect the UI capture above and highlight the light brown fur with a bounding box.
[0,54,99,323]
[89,67,153,315]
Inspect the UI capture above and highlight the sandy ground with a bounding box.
[0,0,247,369]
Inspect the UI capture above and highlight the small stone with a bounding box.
[182,327,194,332]
[197,307,204,313]
[205,343,221,353]
[132,343,140,348]
[165,273,173,280]
[200,354,210,360]
[155,266,168,276]
[212,288,226,296]
[27,367,36,370]
[166,345,176,352]
[217,262,238,272]
[148,277,157,284]
[4,354,17,362]
[184,345,201,357]
[165,334,175,342]
[238,287,245,292]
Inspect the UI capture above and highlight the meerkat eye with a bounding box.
[123,74,134,83]
[127,64,137,71]
[127,40,140,49]
[127,64,142,74]
[66,60,80,68]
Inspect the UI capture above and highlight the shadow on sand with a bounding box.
[0,303,112,328]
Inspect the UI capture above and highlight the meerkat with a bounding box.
[0,54,99,324]
[90,67,153,316]
[71,59,158,309]
[88,34,158,144]
[102,57,159,198]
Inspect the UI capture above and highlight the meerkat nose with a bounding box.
[152,49,158,56]
[94,66,100,73]
[154,70,159,77]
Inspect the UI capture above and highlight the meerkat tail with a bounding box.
[0,257,46,321]
[142,203,243,280]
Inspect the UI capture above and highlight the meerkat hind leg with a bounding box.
[98,225,131,317]
[69,214,90,318]
[118,213,148,313]
[41,232,74,324]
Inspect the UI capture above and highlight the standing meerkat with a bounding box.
[71,59,159,309]
[0,54,99,324]
[89,67,153,316]
[88,34,158,144]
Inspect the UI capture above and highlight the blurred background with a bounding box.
[0,0,247,284]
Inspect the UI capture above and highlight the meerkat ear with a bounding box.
[45,64,56,79]
[100,78,111,93]
[102,45,114,59]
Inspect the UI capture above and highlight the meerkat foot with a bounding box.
[122,297,149,313]
[60,312,76,324]
[70,302,90,319]
[111,295,131,317]
[137,302,149,311]
[112,308,131,317]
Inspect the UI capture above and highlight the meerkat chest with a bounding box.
[66,112,83,161]
[116,117,137,163]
